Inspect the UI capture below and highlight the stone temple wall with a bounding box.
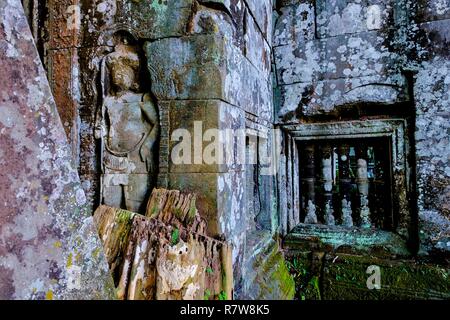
[414,0,450,255]
[274,0,409,117]
[35,0,279,299]
[5,0,448,300]
[273,0,450,299]
[273,0,450,257]
[144,2,276,291]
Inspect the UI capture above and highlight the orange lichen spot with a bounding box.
[45,290,53,300]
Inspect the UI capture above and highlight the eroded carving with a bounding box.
[95,33,159,213]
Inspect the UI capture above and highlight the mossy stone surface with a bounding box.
[323,254,450,300]
[286,250,450,300]
[242,238,296,300]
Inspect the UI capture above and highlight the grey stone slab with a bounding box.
[244,0,273,42]
[145,35,273,121]
[315,0,392,38]
[420,19,450,58]
[273,1,316,47]
[414,59,450,254]
[244,9,272,76]
[277,75,408,118]
[0,0,115,300]
[417,0,450,23]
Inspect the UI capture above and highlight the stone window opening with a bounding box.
[281,119,415,254]
[298,137,394,231]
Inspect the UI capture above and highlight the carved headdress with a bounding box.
[101,30,141,96]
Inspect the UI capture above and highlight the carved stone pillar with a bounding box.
[338,144,353,227]
[356,146,371,228]
[302,144,317,224]
[321,144,335,225]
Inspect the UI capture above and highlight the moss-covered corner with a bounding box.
[285,252,321,300]
[248,239,296,300]
[265,250,296,300]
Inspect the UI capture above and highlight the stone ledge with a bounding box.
[284,224,411,258]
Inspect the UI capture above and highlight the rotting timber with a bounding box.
[94,188,233,300]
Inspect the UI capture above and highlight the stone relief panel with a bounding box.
[95,32,159,214]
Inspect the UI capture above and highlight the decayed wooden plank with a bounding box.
[124,216,159,300]
[146,188,207,234]
[156,234,207,300]
[94,188,233,300]
[221,242,234,300]
[93,205,135,286]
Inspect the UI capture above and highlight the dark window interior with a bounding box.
[297,137,395,231]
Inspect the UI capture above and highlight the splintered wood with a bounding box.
[94,189,233,300]
[146,189,207,235]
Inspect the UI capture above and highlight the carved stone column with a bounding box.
[356,146,371,228]
[302,144,317,224]
[321,144,335,225]
[338,144,353,227]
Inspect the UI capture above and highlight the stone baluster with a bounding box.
[302,144,317,224]
[356,146,371,228]
[338,144,353,227]
[373,144,391,229]
[320,144,335,225]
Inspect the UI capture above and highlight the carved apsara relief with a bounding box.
[95,32,159,213]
